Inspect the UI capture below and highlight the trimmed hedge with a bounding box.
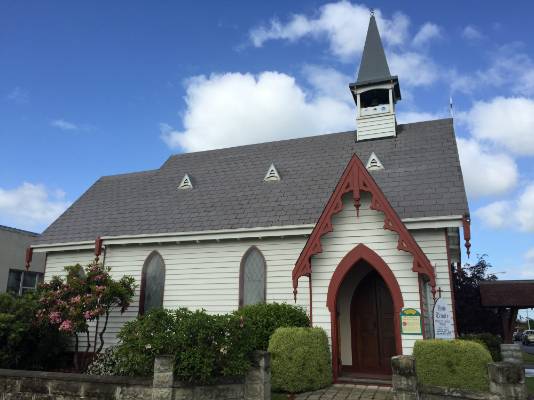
[414,339,492,392]
[459,333,502,361]
[234,302,309,351]
[268,327,332,393]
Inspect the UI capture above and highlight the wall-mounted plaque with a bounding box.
[400,308,422,335]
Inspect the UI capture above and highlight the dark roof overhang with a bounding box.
[349,76,401,103]
[479,280,534,308]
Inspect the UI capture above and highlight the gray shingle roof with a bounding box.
[35,118,469,245]
[356,15,392,85]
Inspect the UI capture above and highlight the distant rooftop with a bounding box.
[0,224,40,237]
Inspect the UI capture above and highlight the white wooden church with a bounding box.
[30,15,470,381]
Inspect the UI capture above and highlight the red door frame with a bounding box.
[326,244,404,381]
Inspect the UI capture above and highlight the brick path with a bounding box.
[294,384,393,399]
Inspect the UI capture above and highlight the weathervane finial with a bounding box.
[370,8,375,16]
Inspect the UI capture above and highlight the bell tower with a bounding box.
[350,13,401,141]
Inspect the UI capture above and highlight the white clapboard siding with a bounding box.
[309,192,424,360]
[44,237,309,348]
[412,228,455,331]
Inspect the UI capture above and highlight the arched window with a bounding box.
[139,251,166,315]
[239,247,266,307]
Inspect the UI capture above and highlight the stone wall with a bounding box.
[0,351,270,400]
[391,344,527,400]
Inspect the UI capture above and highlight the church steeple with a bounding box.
[350,13,401,141]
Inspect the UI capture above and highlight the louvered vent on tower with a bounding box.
[264,163,281,182]
[178,174,193,189]
[366,152,384,171]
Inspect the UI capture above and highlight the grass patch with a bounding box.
[523,351,534,364]
[526,377,534,395]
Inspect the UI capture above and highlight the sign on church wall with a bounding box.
[400,308,422,335]
[433,297,455,339]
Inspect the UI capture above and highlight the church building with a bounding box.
[30,15,470,381]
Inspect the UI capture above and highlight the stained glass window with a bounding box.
[140,252,166,314]
[241,247,266,306]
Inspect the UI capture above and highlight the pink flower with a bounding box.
[84,311,93,319]
[59,320,73,332]
[49,311,62,324]
[95,285,106,293]
[70,295,81,304]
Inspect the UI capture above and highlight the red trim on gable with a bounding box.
[292,154,436,298]
[462,215,471,257]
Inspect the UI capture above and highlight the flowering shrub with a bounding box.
[37,261,136,371]
[86,346,125,376]
[113,308,254,384]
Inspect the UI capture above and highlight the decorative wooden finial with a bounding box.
[370,8,375,16]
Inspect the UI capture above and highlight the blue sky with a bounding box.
[1,1,533,280]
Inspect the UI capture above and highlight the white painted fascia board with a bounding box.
[402,215,464,230]
[32,224,315,252]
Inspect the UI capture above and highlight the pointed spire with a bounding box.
[357,14,391,84]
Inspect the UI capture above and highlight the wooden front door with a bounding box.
[350,271,396,375]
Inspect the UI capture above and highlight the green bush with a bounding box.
[268,327,331,393]
[234,302,309,351]
[414,339,492,392]
[0,292,67,370]
[115,308,253,384]
[459,333,502,361]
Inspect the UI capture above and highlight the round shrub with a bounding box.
[115,308,253,384]
[459,333,502,361]
[268,327,332,393]
[234,302,310,351]
[414,339,492,392]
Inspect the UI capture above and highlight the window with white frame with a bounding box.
[7,269,44,295]
[240,247,266,307]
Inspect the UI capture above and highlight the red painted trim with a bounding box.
[25,247,33,270]
[462,215,471,257]
[326,244,404,381]
[238,246,267,308]
[445,229,459,338]
[292,154,436,297]
[94,237,103,259]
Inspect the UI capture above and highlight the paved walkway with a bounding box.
[294,384,393,399]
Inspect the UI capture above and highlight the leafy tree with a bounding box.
[453,255,501,335]
[37,261,136,371]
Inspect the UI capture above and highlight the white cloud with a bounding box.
[412,23,441,47]
[161,70,354,152]
[389,51,439,87]
[462,25,483,40]
[301,65,353,103]
[462,97,534,155]
[475,201,512,229]
[475,183,534,232]
[249,2,410,60]
[0,182,70,231]
[6,87,29,104]
[456,138,518,198]
[525,248,534,263]
[51,119,79,131]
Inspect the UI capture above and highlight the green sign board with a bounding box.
[400,308,422,335]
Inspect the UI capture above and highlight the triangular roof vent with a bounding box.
[366,152,384,171]
[178,174,193,189]
[264,163,281,182]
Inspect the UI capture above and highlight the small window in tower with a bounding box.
[178,174,193,189]
[264,163,281,182]
[366,152,384,171]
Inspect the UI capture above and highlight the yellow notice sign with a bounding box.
[400,308,422,335]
